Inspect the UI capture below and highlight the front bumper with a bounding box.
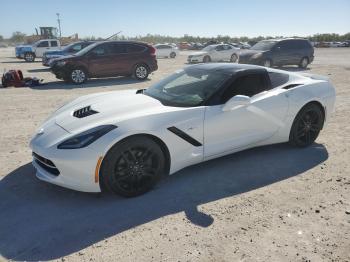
[187,56,203,63]
[42,57,50,66]
[30,124,102,192]
[238,56,263,65]
[50,65,69,80]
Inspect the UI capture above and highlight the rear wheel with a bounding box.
[289,103,324,147]
[134,64,149,80]
[101,136,165,197]
[170,52,176,58]
[24,52,35,62]
[299,57,309,69]
[70,68,87,84]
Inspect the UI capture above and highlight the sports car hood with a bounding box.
[52,90,168,134]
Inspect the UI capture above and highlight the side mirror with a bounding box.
[222,95,250,111]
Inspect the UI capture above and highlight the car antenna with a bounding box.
[105,31,122,41]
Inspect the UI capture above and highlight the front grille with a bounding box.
[32,152,60,176]
[73,106,98,118]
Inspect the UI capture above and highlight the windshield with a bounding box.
[144,68,230,107]
[202,45,214,52]
[251,41,277,51]
[75,42,99,56]
[62,42,78,52]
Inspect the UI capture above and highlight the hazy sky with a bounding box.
[0,0,349,38]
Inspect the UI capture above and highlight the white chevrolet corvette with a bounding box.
[30,64,336,197]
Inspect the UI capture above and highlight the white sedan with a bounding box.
[154,44,179,58]
[30,64,335,197]
[188,44,240,63]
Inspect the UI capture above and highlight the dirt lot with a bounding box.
[0,47,349,262]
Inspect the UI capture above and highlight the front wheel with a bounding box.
[69,68,87,84]
[100,136,166,197]
[289,103,324,147]
[134,64,149,80]
[299,57,309,69]
[203,56,211,63]
[24,52,35,62]
[230,53,238,63]
[170,52,176,58]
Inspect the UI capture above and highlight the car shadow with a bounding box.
[30,77,150,90]
[27,68,50,73]
[0,143,328,261]
[1,60,42,64]
[277,66,311,72]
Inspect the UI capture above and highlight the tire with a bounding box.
[170,52,176,58]
[69,68,87,84]
[230,53,238,63]
[134,64,149,80]
[203,56,211,63]
[24,52,35,62]
[299,57,309,69]
[289,103,324,147]
[100,136,166,197]
[263,59,272,68]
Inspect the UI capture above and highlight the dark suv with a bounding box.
[238,38,314,69]
[50,41,158,84]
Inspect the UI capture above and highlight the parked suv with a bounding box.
[15,39,61,62]
[238,38,314,68]
[50,41,158,84]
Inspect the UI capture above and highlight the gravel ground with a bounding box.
[0,47,349,262]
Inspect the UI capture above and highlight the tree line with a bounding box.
[1,31,350,44]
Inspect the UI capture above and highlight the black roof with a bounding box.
[186,63,267,75]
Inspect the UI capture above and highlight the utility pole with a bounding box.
[56,13,62,38]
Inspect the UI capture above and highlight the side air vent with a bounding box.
[73,106,98,118]
[283,84,302,90]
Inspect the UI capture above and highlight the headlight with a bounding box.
[56,60,67,66]
[251,53,263,59]
[57,125,117,149]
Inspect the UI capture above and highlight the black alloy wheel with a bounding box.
[101,137,165,197]
[289,103,324,147]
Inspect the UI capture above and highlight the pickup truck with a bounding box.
[15,39,61,62]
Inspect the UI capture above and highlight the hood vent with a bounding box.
[73,106,98,118]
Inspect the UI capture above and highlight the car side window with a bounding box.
[223,45,232,50]
[109,43,127,54]
[278,41,294,50]
[91,44,108,56]
[215,45,224,51]
[37,41,49,48]
[50,41,58,47]
[127,44,146,53]
[221,74,267,103]
[71,44,82,52]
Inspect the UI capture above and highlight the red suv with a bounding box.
[50,41,158,84]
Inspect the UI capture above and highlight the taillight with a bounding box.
[148,45,156,55]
